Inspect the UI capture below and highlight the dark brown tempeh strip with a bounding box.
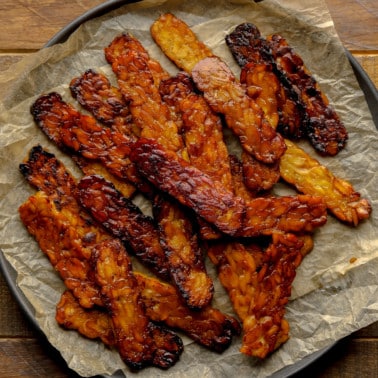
[30,92,153,196]
[225,22,307,140]
[77,174,170,281]
[267,33,348,156]
[70,69,135,135]
[92,238,183,370]
[130,138,245,236]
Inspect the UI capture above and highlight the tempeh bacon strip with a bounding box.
[267,33,348,156]
[129,137,245,236]
[57,273,241,353]
[30,92,153,196]
[104,33,185,157]
[91,238,183,370]
[19,191,105,309]
[152,194,214,309]
[77,174,170,280]
[70,69,135,135]
[150,13,214,74]
[208,232,304,358]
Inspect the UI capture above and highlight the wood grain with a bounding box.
[0,0,104,50]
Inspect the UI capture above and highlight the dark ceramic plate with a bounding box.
[0,1,377,377]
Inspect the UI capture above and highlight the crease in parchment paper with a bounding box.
[1,0,378,377]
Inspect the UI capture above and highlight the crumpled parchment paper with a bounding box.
[1,0,378,377]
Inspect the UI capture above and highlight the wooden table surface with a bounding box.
[0,1,377,377]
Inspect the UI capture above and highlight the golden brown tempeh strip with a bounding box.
[56,290,115,345]
[241,194,327,237]
[19,191,105,308]
[191,56,286,164]
[280,139,372,225]
[91,238,183,370]
[105,33,186,157]
[208,232,304,358]
[150,13,214,73]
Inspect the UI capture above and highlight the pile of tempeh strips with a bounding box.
[18,13,371,372]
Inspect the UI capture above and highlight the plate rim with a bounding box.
[1,0,378,377]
